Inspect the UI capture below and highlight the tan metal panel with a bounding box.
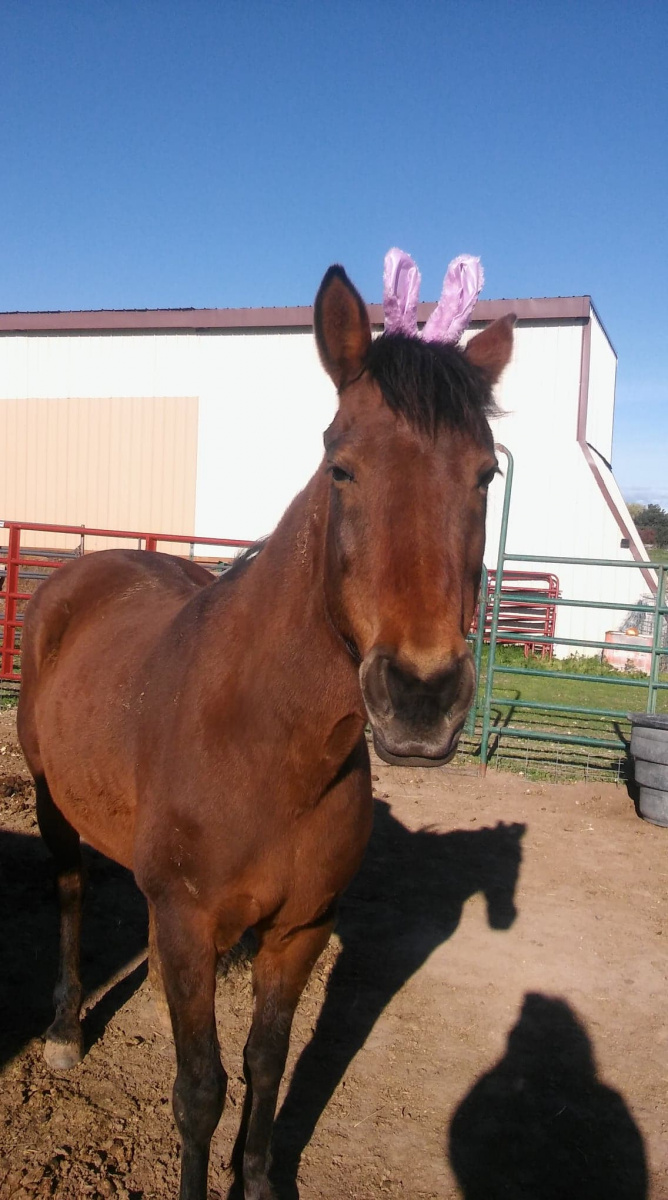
[0,396,198,552]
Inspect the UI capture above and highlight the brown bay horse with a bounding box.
[17,265,514,1200]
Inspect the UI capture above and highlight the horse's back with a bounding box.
[18,550,214,865]
[20,549,212,703]
[22,548,212,679]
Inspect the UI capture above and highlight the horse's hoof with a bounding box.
[244,1174,278,1200]
[44,1034,83,1071]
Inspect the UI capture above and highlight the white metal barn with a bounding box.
[0,295,651,651]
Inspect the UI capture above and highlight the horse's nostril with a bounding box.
[360,650,393,718]
[382,658,464,727]
[386,658,464,713]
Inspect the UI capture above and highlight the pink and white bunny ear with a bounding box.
[421,254,484,344]
[383,247,422,336]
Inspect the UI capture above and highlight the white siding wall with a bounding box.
[194,330,335,540]
[479,319,650,653]
[0,312,649,651]
[482,318,584,571]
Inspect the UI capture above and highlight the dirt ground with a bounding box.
[0,705,666,1200]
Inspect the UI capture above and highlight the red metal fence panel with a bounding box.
[471,570,560,659]
[0,520,253,683]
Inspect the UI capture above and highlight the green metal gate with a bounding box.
[472,446,668,772]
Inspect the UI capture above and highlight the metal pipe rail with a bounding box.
[465,564,489,736]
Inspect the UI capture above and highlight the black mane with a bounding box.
[219,538,267,583]
[364,332,499,439]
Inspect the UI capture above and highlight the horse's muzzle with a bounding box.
[360,645,476,768]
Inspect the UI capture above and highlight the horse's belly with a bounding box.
[46,777,135,868]
[39,735,137,869]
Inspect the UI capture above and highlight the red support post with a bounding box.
[1,525,21,679]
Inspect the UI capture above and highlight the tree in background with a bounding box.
[630,504,668,547]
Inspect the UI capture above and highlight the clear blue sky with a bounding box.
[1,1,666,503]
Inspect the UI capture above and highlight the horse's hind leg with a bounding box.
[147,901,170,1033]
[35,775,85,1070]
[237,919,334,1200]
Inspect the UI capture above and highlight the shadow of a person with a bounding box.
[449,992,647,1200]
[269,800,525,1194]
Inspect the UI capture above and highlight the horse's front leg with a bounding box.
[238,920,334,1200]
[155,903,227,1200]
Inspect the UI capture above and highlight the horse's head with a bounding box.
[314,265,514,767]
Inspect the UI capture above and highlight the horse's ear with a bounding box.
[314,266,372,390]
[465,314,516,383]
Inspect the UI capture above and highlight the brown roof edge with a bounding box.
[0,296,592,334]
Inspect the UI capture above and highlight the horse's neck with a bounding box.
[213,469,363,731]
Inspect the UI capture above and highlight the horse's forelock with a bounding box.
[364,333,499,439]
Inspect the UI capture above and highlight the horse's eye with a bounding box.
[329,464,355,484]
[478,467,498,492]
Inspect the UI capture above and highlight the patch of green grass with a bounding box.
[484,645,667,714]
[648,546,668,564]
[459,645,668,783]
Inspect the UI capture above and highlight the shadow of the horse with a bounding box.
[269,801,526,1195]
[0,828,148,1068]
[2,802,527,1200]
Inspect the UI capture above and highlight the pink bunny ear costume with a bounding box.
[382,248,484,344]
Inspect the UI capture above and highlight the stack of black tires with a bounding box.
[630,713,668,827]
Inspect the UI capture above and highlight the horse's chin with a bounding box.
[371,731,460,769]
